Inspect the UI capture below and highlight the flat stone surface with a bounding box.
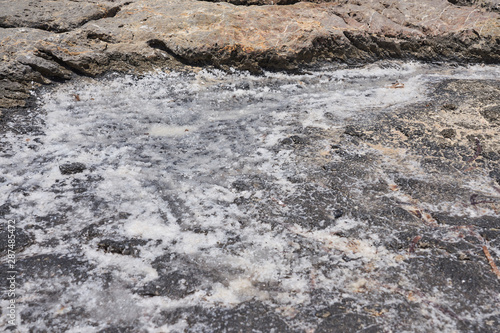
[0,62,498,332]
[0,0,126,32]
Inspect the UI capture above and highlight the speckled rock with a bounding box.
[2,62,499,333]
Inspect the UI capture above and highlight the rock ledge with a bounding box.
[1,0,499,108]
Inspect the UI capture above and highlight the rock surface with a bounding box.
[1,0,499,108]
[0,1,499,331]
[1,62,499,333]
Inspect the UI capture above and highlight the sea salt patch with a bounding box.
[125,218,180,242]
[149,124,197,137]
[2,61,498,332]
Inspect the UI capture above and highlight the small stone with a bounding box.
[232,180,251,191]
[280,135,307,145]
[118,212,132,220]
[440,128,456,139]
[489,170,500,185]
[333,209,343,219]
[344,125,364,138]
[59,162,86,175]
[480,105,500,124]
[442,104,457,110]
[315,310,331,318]
[233,196,247,205]
[97,239,144,256]
[324,112,335,120]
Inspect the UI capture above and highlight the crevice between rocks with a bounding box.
[34,49,92,78]
[147,39,192,66]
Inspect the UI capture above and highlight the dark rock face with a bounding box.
[1,0,499,108]
[0,254,92,285]
[193,301,296,332]
[207,0,500,10]
[0,228,32,255]
[315,313,376,333]
[97,238,146,256]
[154,301,296,332]
[59,162,87,175]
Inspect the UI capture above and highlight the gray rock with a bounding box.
[59,162,87,175]
[480,105,500,124]
[1,61,499,332]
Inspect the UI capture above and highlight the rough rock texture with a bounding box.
[204,0,500,10]
[1,63,499,332]
[0,0,125,32]
[0,0,499,109]
[448,0,500,12]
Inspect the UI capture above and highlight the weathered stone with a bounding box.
[0,227,33,255]
[441,128,457,138]
[1,0,499,109]
[316,313,376,333]
[59,162,87,175]
[0,254,92,284]
[448,0,500,12]
[480,105,500,124]
[185,301,295,332]
[35,213,68,227]
[0,0,127,33]
[97,238,146,256]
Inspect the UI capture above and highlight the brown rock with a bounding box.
[1,0,499,109]
[0,0,126,32]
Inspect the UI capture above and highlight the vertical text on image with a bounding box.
[5,219,17,327]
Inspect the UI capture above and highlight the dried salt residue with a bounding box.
[1,62,499,332]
